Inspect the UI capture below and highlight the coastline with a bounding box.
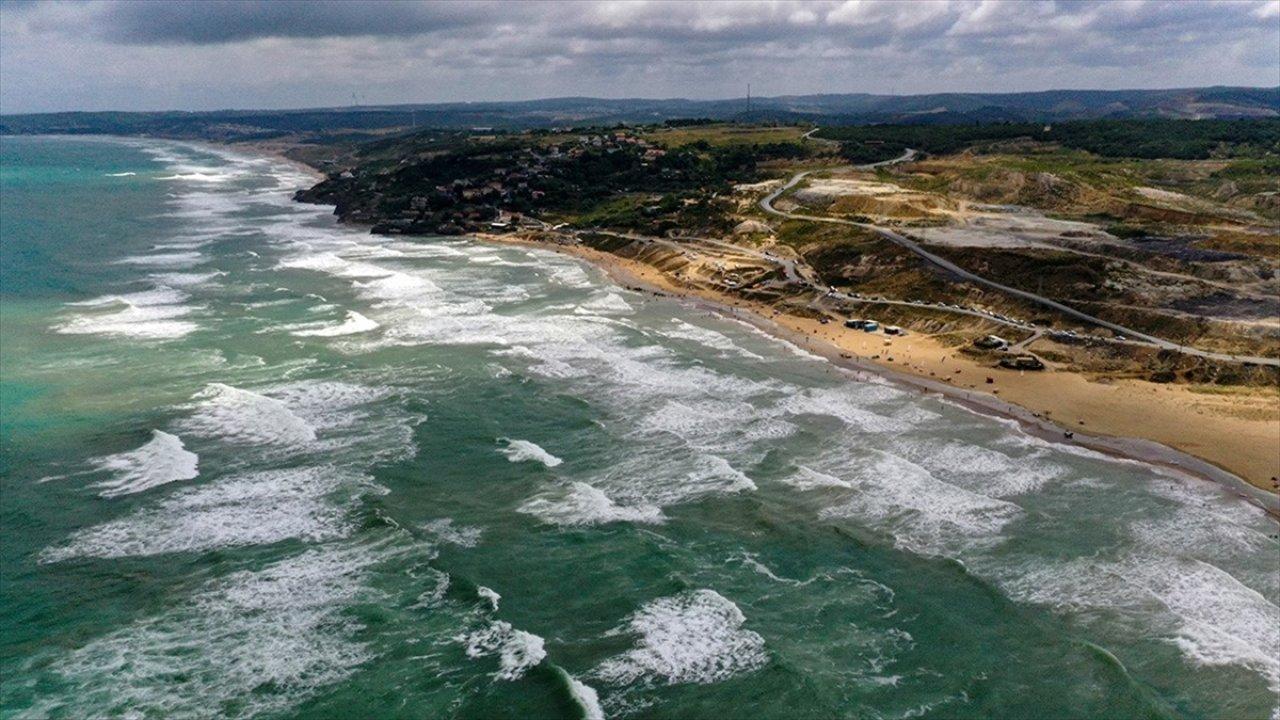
[224,139,326,182]
[7,132,1277,720]
[214,139,1276,512]
[474,231,1280,514]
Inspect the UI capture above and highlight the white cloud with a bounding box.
[0,0,1275,113]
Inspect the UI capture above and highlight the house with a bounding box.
[998,355,1045,371]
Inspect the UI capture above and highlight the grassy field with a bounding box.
[889,146,1279,228]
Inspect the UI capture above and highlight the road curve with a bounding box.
[759,167,1280,367]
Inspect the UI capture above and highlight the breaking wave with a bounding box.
[41,466,364,562]
[594,589,768,686]
[92,430,199,497]
[518,482,665,526]
[461,621,547,681]
[498,438,563,468]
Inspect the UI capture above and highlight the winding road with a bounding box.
[759,164,1280,367]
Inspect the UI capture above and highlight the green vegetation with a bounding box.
[817,119,1280,163]
[297,128,810,235]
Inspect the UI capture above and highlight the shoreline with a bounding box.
[476,232,1280,515]
[223,140,327,182]
[199,139,1276,513]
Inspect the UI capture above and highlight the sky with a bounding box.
[1,0,1277,114]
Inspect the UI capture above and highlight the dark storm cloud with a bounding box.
[1,1,1276,113]
[43,0,499,44]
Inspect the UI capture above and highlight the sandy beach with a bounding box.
[478,232,1280,510]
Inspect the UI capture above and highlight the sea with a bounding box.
[1,135,1277,720]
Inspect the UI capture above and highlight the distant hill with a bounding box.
[2,86,1276,139]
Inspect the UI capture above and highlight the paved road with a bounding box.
[759,166,1280,367]
[800,127,841,149]
[855,148,919,169]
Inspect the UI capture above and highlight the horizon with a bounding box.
[3,82,1278,118]
[2,0,1277,114]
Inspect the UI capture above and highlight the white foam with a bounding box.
[149,270,225,287]
[1003,554,1280,706]
[477,586,501,611]
[254,380,416,463]
[818,451,1022,555]
[179,383,316,446]
[92,430,199,497]
[519,482,665,526]
[731,552,815,588]
[157,171,240,183]
[278,252,391,279]
[778,385,912,434]
[462,621,547,681]
[355,271,442,303]
[1129,481,1280,599]
[782,465,853,490]
[468,252,539,268]
[28,542,392,718]
[548,263,595,288]
[117,251,204,268]
[661,319,763,359]
[498,438,563,468]
[594,589,768,686]
[559,669,605,720]
[1157,561,1280,689]
[421,518,482,547]
[55,287,199,340]
[638,399,794,452]
[897,440,1068,497]
[575,292,634,316]
[387,241,469,258]
[104,171,137,177]
[290,311,380,337]
[629,454,756,508]
[41,466,360,561]
[66,286,189,308]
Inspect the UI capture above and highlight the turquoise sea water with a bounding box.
[1,136,1277,719]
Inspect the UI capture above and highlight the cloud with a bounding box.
[1,0,1276,113]
[24,0,500,44]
